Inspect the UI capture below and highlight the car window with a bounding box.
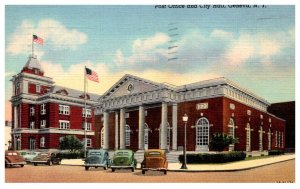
[89,152,101,156]
[116,152,129,156]
[148,151,161,156]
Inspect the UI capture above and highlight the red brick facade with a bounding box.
[95,97,285,152]
[10,55,98,151]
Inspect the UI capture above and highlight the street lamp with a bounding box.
[181,113,188,169]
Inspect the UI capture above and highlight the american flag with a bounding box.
[33,35,44,45]
[85,67,99,83]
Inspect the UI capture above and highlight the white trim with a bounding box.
[59,120,70,129]
[11,128,95,135]
[59,104,70,115]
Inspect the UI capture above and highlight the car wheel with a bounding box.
[85,166,89,171]
[131,167,135,172]
[21,164,24,168]
[142,170,145,174]
[34,163,37,166]
[95,166,98,169]
[164,170,167,175]
[112,168,115,172]
[48,161,52,166]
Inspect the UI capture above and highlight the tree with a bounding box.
[209,132,238,152]
[59,135,83,152]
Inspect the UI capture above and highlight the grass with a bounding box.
[245,155,281,161]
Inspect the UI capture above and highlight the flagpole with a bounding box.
[84,66,87,158]
[32,34,34,57]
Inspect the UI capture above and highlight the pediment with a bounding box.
[101,74,165,99]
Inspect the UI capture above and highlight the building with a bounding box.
[268,101,295,152]
[94,74,286,152]
[5,121,12,150]
[10,55,100,151]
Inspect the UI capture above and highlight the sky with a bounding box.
[4,5,295,121]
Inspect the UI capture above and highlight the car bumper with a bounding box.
[31,161,47,164]
[84,163,107,167]
[7,162,26,165]
[142,167,167,171]
[110,165,134,169]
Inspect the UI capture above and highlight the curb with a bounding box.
[167,158,295,172]
[60,157,295,172]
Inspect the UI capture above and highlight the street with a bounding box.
[5,159,295,183]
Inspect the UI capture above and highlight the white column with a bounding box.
[138,105,145,150]
[172,104,178,151]
[14,106,18,129]
[160,102,168,150]
[103,111,109,150]
[120,108,126,149]
[115,112,119,150]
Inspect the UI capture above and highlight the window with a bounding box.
[275,131,278,147]
[36,84,41,93]
[29,138,36,150]
[40,104,46,115]
[259,126,263,151]
[40,120,46,128]
[82,122,92,131]
[85,138,92,147]
[228,118,235,138]
[101,127,104,147]
[30,106,35,116]
[196,118,210,151]
[125,125,131,146]
[30,121,35,129]
[245,123,251,152]
[59,120,70,129]
[59,105,70,115]
[82,108,92,118]
[40,137,45,147]
[268,128,272,150]
[281,132,284,148]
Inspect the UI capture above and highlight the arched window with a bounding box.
[228,118,235,138]
[125,125,131,147]
[228,118,235,151]
[246,123,251,152]
[101,127,104,147]
[268,128,272,150]
[259,126,263,151]
[196,117,209,151]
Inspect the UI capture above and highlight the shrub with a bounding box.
[178,151,246,164]
[209,133,239,151]
[59,135,83,152]
[268,150,285,155]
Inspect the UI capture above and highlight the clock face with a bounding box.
[127,84,134,92]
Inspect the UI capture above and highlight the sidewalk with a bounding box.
[61,154,295,172]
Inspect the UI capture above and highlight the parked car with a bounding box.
[141,149,168,175]
[22,151,41,163]
[110,149,137,172]
[31,152,61,166]
[5,150,26,168]
[84,149,110,170]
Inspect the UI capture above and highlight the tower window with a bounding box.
[36,84,41,93]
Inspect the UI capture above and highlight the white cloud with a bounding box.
[223,34,255,66]
[210,29,234,39]
[132,32,169,53]
[258,39,280,57]
[6,19,87,56]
